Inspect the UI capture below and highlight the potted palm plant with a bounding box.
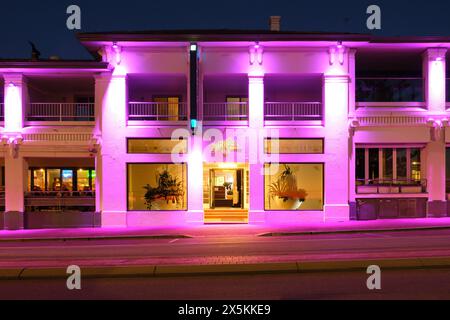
[143,168,184,210]
[269,165,307,210]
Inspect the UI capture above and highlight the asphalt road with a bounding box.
[1,268,450,299]
[2,228,450,268]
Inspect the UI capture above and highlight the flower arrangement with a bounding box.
[269,165,307,209]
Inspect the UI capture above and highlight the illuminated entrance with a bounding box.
[203,163,249,223]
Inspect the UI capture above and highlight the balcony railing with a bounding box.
[356,78,424,105]
[264,102,322,121]
[25,191,95,212]
[203,102,248,121]
[128,102,188,121]
[27,103,95,122]
[0,103,3,122]
[356,178,427,194]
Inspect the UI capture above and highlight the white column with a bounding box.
[187,134,204,222]
[3,74,27,229]
[323,75,350,221]
[423,48,447,216]
[248,74,265,222]
[96,72,128,227]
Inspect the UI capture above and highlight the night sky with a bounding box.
[1,0,450,60]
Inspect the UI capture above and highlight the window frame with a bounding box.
[263,162,325,211]
[126,162,188,212]
[127,137,188,154]
[264,138,324,154]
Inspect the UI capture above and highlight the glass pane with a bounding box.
[355,148,365,183]
[128,138,187,154]
[397,148,407,180]
[33,169,45,191]
[264,163,324,211]
[47,169,61,191]
[128,163,187,211]
[368,149,379,182]
[446,148,450,192]
[382,149,393,180]
[264,138,323,154]
[91,170,96,191]
[77,169,90,191]
[61,170,73,192]
[410,148,421,181]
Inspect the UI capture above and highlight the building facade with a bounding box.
[1,30,449,230]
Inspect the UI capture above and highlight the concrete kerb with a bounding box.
[2,257,450,280]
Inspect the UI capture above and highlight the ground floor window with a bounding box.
[28,167,96,193]
[355,147,424,194]
[127,163,187,211]
[264,163,324,211]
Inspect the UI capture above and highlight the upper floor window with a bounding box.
[356,49,423,105]
[264,138,324,154]
[127,138,187,154]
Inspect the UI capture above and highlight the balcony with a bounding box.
[202,102,248,121]
[127,74,187,124]
[264,102,322,122]
[356,178,427,194]
[26,103,94,122]
[128,101,188,121]
[356,78,424,109]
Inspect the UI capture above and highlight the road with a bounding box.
[2,228,450,299]
[2,228,450,267]
[1,268,450,299]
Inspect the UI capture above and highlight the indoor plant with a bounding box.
[269,164,307,210]
[143,168,184,210]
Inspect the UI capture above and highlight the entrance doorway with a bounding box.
[203,163,249,223]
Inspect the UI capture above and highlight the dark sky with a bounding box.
[1,0,450,60]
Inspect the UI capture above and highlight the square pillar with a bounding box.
[323,75,350,221]
[4,154,27,230]
[423,48,447,216]
[248,74,265,221]
[96,73,128,227]
[187,134,204,223]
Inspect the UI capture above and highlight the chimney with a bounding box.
[269,16,281,31]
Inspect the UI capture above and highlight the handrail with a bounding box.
[27,103,95,122]
[128,101,188,121]
[264,101,322,121]
[203,102,248,121]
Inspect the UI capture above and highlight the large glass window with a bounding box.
[264,163,324,211]
[127,138,187,154]
[356,147,423,189]
[127,163,187,211]
[264,138,324,154]
[28,168,95,192]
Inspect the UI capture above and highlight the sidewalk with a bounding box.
[1,217,450,241]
